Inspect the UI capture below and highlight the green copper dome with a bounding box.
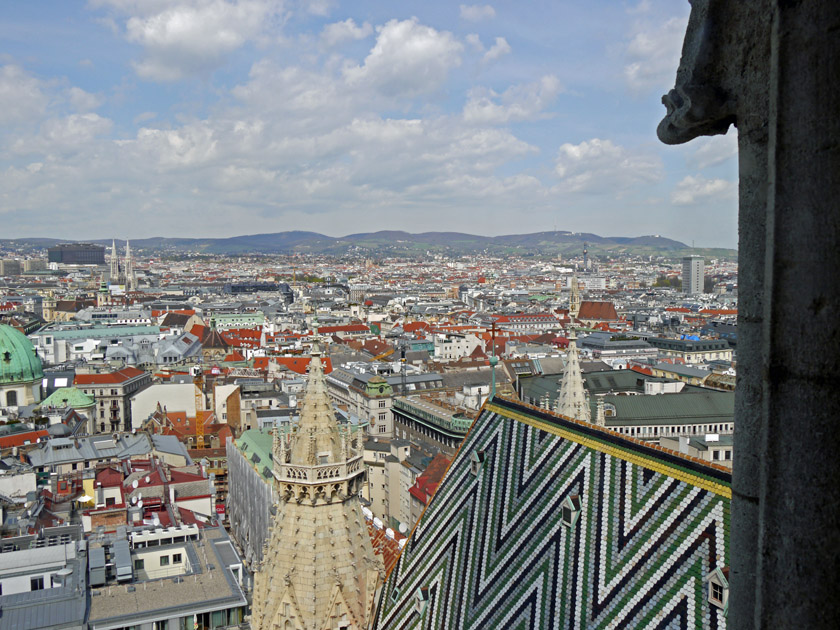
[0,324,44,385]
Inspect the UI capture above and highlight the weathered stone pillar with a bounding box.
[660,2,840,627]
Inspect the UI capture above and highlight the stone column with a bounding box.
[660,2,840,627]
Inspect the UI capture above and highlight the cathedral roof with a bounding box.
[374,396,731,629]
[0,324,44,385]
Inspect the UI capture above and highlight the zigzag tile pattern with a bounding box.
[374,398,730,630]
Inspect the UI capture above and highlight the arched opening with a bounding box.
[6,390,18,406]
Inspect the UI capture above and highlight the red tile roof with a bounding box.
[75,366,146,385]
[578,301,619,321]
[0,428,48,449]
[274,356,333,375]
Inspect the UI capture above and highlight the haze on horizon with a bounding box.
[0,1,738,249]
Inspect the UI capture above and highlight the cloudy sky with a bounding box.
[0,0,739,247]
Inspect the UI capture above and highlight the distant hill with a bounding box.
[1,231,736,259]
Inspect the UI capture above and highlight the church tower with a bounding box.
[568,274,581,321]
[250,344,383,630]
[555,329,591,423]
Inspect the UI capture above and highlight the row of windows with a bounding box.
[134,552,182,570]
[615,423,733,438]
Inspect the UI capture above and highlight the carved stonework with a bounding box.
[250,345,383,630]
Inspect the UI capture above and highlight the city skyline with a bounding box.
[1,1,738,247]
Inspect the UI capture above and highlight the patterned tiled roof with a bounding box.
[374,396,731,629]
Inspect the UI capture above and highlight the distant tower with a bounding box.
[250,343,382,630]
[109,239,120,281]
[569,274,581,321]
[682,255,705,295]
[124,240,136,292]
[556,330,591,423]
[583,241,590,270]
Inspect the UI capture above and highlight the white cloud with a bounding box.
[321,19,373,47]
[465,33,483,52]
[343,18,463,98]
[10,114,114,156]
[463,75,561,125]
[133,122,218,167]
[460,4,495,22]
[555,138,662,193]
[302,0,335,16]
[687,131,738,169]
[483,36,511,63]
[0,65,49,124]
[67,87,103,112]
[671,175,736,205]
[95,0,287,81]
[623,16,686,93]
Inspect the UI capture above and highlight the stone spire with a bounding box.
[569,274,581,321]
[109,239,119,281]
[124,240,136,292]
[555,330,591,423]
[251,343,383,630]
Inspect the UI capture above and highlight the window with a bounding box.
[134,559,145,570]
[6,391,17,406]
[105,496,116,506]
[711,582,724,603]
[379,400,386,408]
[415,587,429,616]
[173,553,182,564]
[31,577,44,591]
[560,495,582,528]
[160,556,170,566]
[379,413,386,421]
[378,425,387,434]
[470,450,486,476]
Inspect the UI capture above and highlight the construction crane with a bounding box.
[192,366,205,450]
[373,347,395,361]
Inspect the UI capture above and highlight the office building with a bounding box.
[682,255,705,294]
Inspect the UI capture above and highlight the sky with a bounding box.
[0,0,739,247]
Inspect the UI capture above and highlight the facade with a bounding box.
[682,255,705,294]
[226,428,277,570]
[47,243,105,265]
[648,337,733,364]
[392,395,473,453]
[327,367,445,439]
[374,397,731,629]
[0,324,44,407]
[76,367,152,432]
[250,347,383,630]
[0,260,21,276]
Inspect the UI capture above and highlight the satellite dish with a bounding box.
[137,500,143,508]
[132,480,139,489]
[398,523,408,534]
[145,476,150,483]
[131,496,137,505]
[138,492,143,500]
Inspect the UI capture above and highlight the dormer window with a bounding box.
[414,587,429,616]
[470,450,485,476]
[560,494,582,528]
[707,566,730,612]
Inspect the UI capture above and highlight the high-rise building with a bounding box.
[47,243,105,265]
[682,255,705,294]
